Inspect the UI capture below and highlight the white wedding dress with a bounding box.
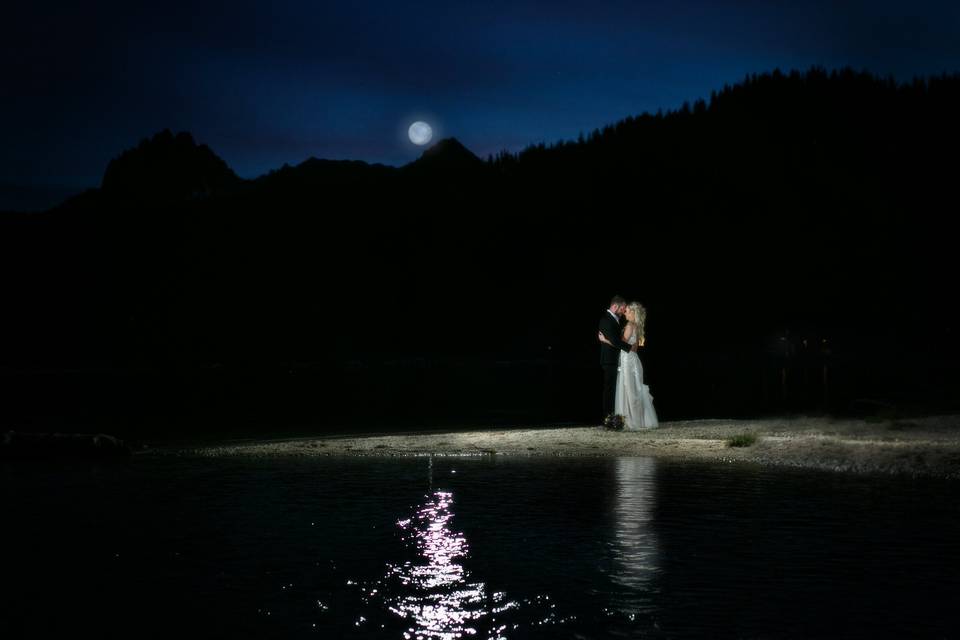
[614,333,659,430]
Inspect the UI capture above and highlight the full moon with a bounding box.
[408,121,433,146]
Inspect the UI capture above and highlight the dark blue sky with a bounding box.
[2,0,959,210]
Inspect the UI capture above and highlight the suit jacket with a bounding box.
[599,311,632,366]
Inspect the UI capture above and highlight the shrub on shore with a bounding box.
[726,433,758,448]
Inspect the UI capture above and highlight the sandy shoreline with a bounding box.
[165,415,960,479]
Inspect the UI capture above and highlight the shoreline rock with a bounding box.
[1,431,131,460]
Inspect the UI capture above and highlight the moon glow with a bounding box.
[408,121,433,145]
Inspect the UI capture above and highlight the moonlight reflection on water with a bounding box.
[350,457,577,639]
[384,490,510,640]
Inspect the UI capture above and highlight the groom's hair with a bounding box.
[610,295,627,307]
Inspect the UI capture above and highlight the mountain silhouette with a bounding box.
[101,129,242,201]
[255,157,396,191]
[402,137,485,176]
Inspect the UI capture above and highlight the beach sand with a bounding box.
[164,414,960,479]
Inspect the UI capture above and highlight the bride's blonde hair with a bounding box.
[627,302,647,342]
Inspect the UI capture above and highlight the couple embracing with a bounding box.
[599,295,659,430]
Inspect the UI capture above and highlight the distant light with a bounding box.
[408,121,433,145]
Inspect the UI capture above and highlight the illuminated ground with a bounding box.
[169,415,960,479]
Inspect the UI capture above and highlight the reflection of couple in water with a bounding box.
[599,295,659,430]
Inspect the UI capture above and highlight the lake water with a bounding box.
[3,454,959,638]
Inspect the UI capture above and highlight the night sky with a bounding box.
[3,0,959,211]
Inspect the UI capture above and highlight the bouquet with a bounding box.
[603,414,625,431]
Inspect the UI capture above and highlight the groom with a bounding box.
[599,295,638,420]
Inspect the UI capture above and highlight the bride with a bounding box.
[599,301,658,430]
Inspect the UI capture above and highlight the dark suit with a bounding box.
[599,311,634,418]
